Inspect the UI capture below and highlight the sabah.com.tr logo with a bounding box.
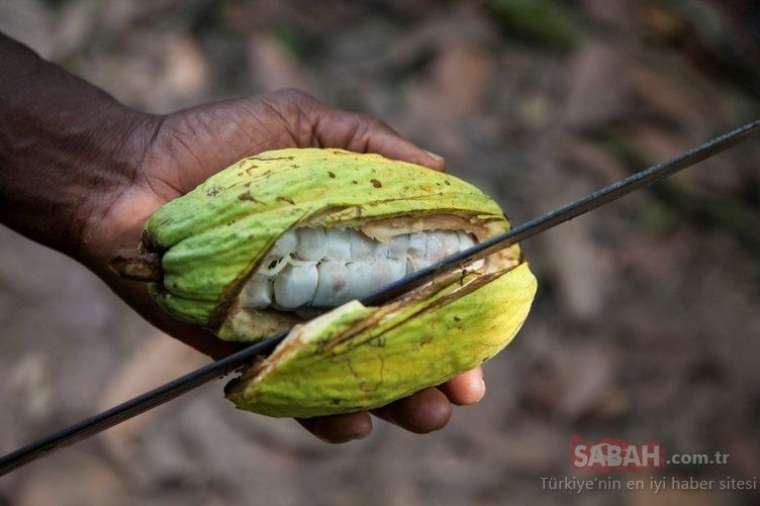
[570,435,730,472]
[571,435,663,472]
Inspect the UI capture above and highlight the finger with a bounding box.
[309,106,446,171]
[439,367,486,406]
[371,387,452,434]
[296,412,373,444]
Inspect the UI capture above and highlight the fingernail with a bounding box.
[424,149,444,162]
[478,378,487,401]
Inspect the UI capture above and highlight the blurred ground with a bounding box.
[1,0,760,504]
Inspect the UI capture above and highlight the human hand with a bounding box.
[79,89,487,443]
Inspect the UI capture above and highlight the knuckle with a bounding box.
[275,88,318,106]
[371,117,391,130]
[361,115,388,131]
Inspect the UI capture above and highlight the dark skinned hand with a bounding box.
[81,89,488,443]
[0,33,485,443]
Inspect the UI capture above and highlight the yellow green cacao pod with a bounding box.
[130,148,537,418]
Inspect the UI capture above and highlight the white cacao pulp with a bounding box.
[241,228,477,310]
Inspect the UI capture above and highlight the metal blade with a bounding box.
[2,119,759,476]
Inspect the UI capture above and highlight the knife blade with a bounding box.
[2,119,759,476]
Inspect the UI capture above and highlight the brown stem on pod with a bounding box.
[109,252,163,282]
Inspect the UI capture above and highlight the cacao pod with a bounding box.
[123,148,537,417]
